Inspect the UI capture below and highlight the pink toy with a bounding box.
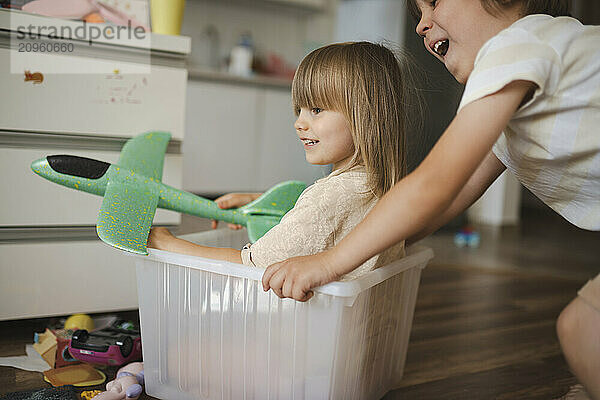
[22,0,149,31]
[92,362,144,400]
[69,319,142,366]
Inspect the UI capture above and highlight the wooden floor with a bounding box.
[386,264,582,399]
[0,208,595,399]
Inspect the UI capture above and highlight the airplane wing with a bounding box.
[96,169,159,255]
[117,131,171,180]
[241,180,306,243]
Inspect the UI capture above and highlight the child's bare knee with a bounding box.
[557,298,581,346]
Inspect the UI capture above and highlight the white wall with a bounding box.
[467,171,522,226]
[334,0,406,45]
[181,0,338,70]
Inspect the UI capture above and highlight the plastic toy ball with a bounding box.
[454,226,480,248]
[64,313,94,331]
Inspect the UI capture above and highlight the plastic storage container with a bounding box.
[135,229,433,400]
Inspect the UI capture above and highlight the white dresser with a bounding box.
[0,9,190,320]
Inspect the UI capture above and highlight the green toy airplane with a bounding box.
[31,131,306,255]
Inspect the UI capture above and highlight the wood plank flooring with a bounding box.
[385,264,583,399]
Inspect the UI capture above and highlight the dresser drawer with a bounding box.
[1,47,187,139]
[0,240,138,320]
[0,145,182,226]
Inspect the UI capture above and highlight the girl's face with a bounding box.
[294,107,355,170]
[414,0,522,83]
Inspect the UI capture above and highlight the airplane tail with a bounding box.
[246,215,282,244]
[241,180,306,217]
[241,180,306,242]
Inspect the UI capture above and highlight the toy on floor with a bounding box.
[43,363,106,387]
[31,131,306,255]
[454,225,481,248]
[81,390,103,400]
[64,313,94,331]
[91,362,144,400]
[33,328,79,369]
[69,319,141,366]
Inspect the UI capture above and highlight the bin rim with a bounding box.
[133,243,433,299]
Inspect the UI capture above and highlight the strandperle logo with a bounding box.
[15,20,147,46]
[9,16,152,74]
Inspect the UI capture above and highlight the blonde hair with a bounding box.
[292,42,422,198]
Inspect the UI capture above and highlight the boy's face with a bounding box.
[414,0,522,84]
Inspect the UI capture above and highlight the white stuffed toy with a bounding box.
[92,362,144,400]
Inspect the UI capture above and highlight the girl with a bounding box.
[261,1,600,397]
[148,41,421,280]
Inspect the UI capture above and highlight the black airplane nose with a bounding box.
[47,155,110,179]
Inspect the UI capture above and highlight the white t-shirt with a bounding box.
[240,166,405,281]
[458,14,600,230]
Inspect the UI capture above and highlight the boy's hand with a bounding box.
[262,250,342,302]
[211,193,263,229]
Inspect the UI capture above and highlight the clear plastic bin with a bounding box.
[135,229,433,400]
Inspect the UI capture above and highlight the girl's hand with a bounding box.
[147,226,176,251]
[211,193,263,229]
[261,250,342,302]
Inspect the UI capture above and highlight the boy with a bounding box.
[262,0,600,397]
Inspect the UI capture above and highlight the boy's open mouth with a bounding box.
[434,39,449,57]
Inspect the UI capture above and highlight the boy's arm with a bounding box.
[407,151,506,244]
[147,227,243,264]
[262,80,535,301]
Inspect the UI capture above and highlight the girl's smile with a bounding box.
[294,107,355,171]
